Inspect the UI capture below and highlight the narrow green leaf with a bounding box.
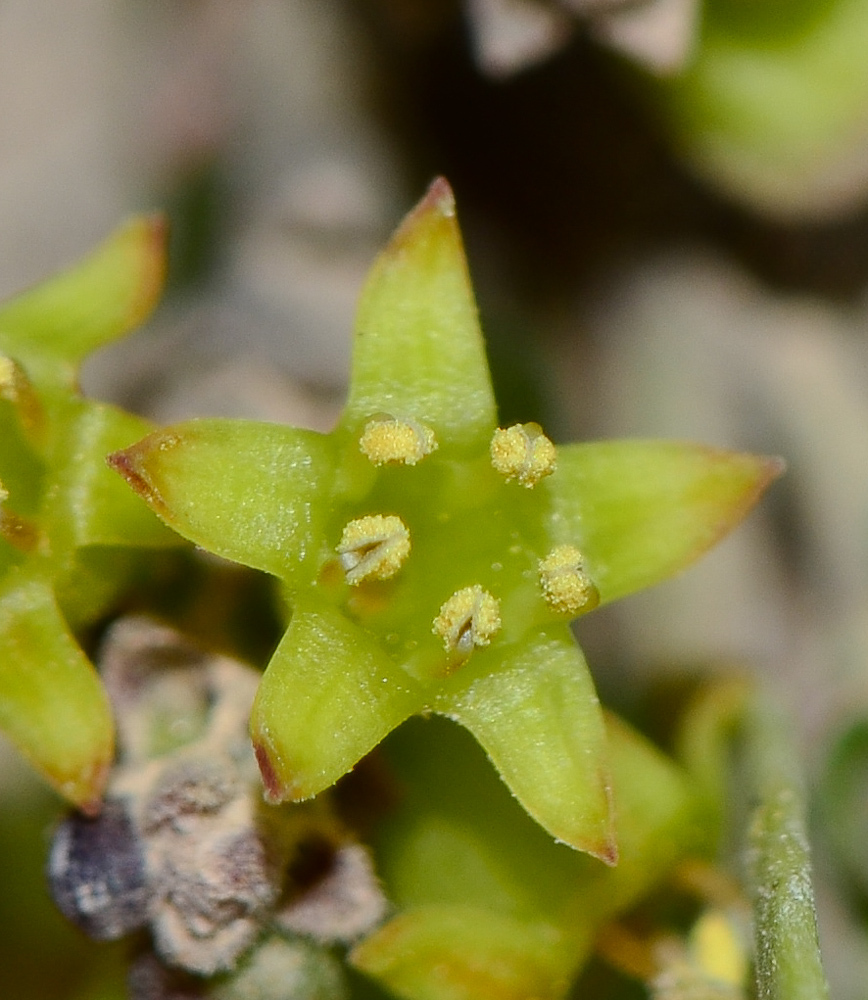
[0,216,166,389]
[251,594,425,802]
[744,698,829,1000]
[549,440,783,605]
[0,571,113,811]
[441,627,615,860]
[341,178,497,455]
[108,419,335,583]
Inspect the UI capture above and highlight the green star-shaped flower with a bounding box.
[111,179,780,859]
[0,219,180,810]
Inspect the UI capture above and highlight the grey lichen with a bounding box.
[49,617,387,987]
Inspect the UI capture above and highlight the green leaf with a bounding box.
[251,594,425,801]
[0,571,113,811]
[441,627,615,860]
[341,178,497,455]
[108,419,336,583]
[549,440,783,605]
[0,216,166,390]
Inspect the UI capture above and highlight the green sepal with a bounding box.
[577,713,705,918]
[353,714,700,1000]
[48,399,178,550]
[0,215,166,391]
[351,906,570,1000]
[251,594,425,801]
[440,627,615,860]
[108,419,336,584]
[54,547,148,629]
[0,356,46,447]
[0,388,46,518]
[674,676,752,849]
[340,178,497,455]
[549,440,783,605]
[0,570,113,812]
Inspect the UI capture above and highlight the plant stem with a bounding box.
[744,695,829,1000]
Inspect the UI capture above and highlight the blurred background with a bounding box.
[2,1,868,997]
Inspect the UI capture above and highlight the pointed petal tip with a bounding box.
[141,211,169,245]
[596,836,619,868]
[392,177,457,246]
[253,739,287,803]
[253,737,311,804]
[61,756,111,816]
[106,444,167,516]
[558,806,618,865]
[77,790,106,819]
[423,176,456,215]
[762,453,786,483]
[726,449,786,526]
[128,212,169,328]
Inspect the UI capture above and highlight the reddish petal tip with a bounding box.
[106,446,167,516]
[254,740,287,804]
[389,178,458,252]
[67,757,111,817]
[596,836,619,868]
[423,176,456,215]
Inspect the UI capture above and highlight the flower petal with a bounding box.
[109,419,335,584]
[251,594,425,802]
[0,571,113,811]
[439,627,615,860]
[549,440,783,605]
[0,216,166,389]
[341,178,497,454]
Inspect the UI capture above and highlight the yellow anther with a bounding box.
[337,514,410,585]
[0,356,14,389]
[538,545,599,615]
[432,585,501,657]
[359,416,437,466]
[490,423,556,487]
[689,910,747,989]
